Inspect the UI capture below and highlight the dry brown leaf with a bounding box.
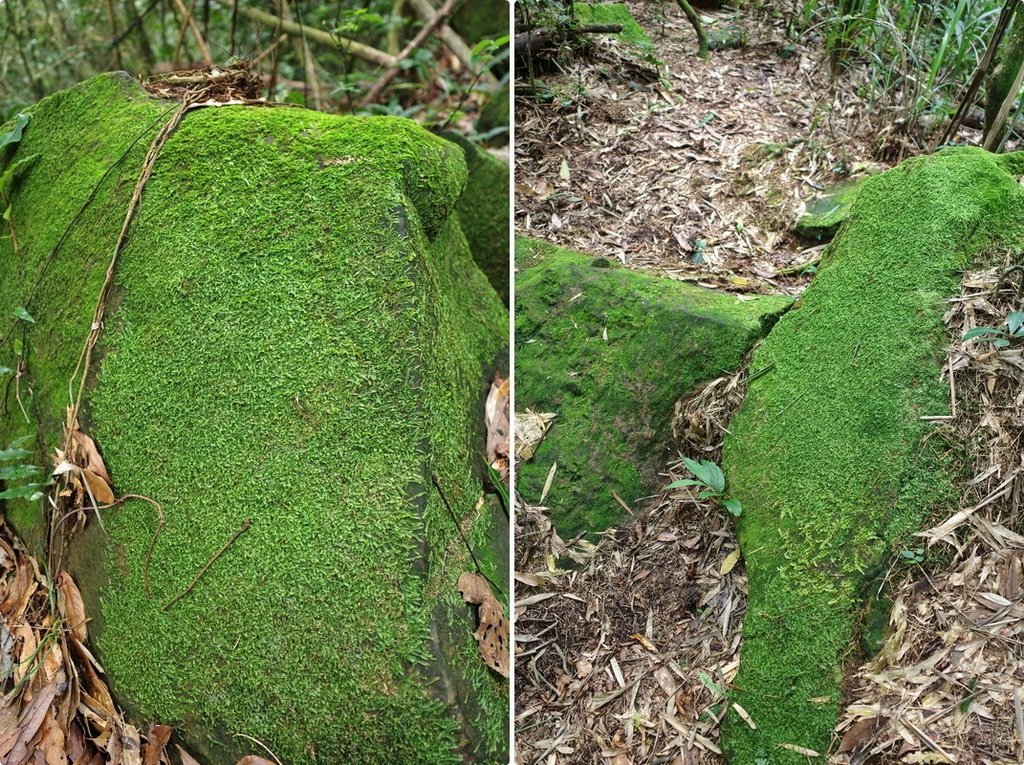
[56,573,88,642]
[141,724,173,765]
[81,467,115,506]
[458,572,510,678]
[37,710,67,765]
[70,429,110,484]
[0,680,59,763]
[485,373,510,481]
[68,637,115,718]
[235,757,277,765]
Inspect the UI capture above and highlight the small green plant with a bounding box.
[899,547,925,564]
[666,456,742,516]
[0,434,47,501]
[963,310,1024,347]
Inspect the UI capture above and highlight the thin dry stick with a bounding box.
[162,519,251,611]
[360,0,460,107]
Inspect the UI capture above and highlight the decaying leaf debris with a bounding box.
[460,571,511,679]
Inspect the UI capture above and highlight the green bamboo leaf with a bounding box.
[0,463,40,480]
[0,113,29,151]
[963,326,1002,342]
[12,307,34,323]
[0,482,46,500]
[0,447,31,461]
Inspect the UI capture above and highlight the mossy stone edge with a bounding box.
[0,73,509,765]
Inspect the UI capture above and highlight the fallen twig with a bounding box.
[162,519,251,611]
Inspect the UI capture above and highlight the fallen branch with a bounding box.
[513,24,623,61]
[360,0,460,107]
[228,3,397,67]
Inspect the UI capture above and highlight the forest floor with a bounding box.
[515,1,975,291]
[513,4,1023,765]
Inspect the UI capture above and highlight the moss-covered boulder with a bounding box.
[0,73,508,765]
[794,176,868,241]
[515,238,790,538]
[442,132,509,304]
[721,148,1024,763]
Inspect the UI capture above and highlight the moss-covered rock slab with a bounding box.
[515,238,790,538]
[443,132,509,304]
[574,2,655,51]
[793,176,868,241]
[722,148,1024,763]
[0,74,508,765]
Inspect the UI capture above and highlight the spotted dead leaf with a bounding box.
[56,572,88,642]
[458,572,509,678]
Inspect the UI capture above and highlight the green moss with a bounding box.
[794,176,869,242]
[442,132,509,305]
[573,3,655,52]
[515,237,790,538]
[0,75,508,765]
[721,147,1024,763]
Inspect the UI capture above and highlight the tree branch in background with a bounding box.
[405,0,499,88]
[109,0,161,53]
[106,0,123,69]
[360,0,460,107]
[273,0,324,110]
[934,0,1018,149]
[387,0,407,56]
[229,3,397,68]
[171,0,213,65]
[985,3,1024,151]
[673,0,708,60]
[120,0,156,66]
